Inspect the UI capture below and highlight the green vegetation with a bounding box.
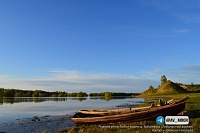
[0,88,4,97]
[161,75,167,85]
[89,92,105,97]
[0,88,139,98]
[3,89,16,97]
[0,88,88,97]
[177,83,200,92]
[142,85,157,95]
[104,91,111,101]
[156,80,188,94]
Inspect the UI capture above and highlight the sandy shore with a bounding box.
[0,115,76,133]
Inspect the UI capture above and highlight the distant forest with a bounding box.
[89,92,139,97]
[0,88,88,97]
[0,88,139,97]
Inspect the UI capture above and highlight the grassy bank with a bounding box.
[140,93,200,117]
[63,93,200,133]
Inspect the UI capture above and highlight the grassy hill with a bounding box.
[142,80,189,95]
[156,80,188,94]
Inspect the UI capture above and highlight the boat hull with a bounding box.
[71,102,186,124]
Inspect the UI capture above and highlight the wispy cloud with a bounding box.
[141,66,200,84]
[0,71,159,93]
[172,29,190,33]
[1,66,199,93]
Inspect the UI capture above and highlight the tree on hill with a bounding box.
[161,75,167,85]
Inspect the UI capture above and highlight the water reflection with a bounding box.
[0,97,88,105]
[67,97,87,101]
[0,97,144,123]
[90,96,134,101]
[0,96,139,105]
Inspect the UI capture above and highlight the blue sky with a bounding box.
[0,0,200,93]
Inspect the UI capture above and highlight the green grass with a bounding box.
[63,93,200,133]
[66,119,200,133]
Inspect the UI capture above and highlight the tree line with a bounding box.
[0,88,88,97]
[0,88,140,97]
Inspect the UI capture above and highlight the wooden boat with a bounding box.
[78,106,151,115]
[77,96,189,115]
[72,101,186,124]
[71,96,189,124]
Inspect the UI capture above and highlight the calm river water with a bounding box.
[0,97,144,123]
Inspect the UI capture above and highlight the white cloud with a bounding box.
[0,71,159,93]
[1,66,199,93]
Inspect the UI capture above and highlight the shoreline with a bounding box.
[0,114,76,133]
